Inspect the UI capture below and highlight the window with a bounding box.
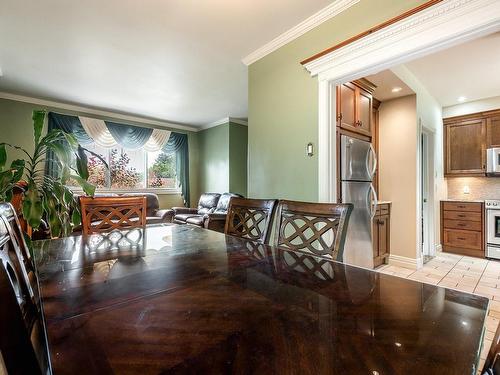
[81,144,178,191]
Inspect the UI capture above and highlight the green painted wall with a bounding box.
[198,123,230,193]
[248,0,427,201]
[197,121,248,196]
[0,97,201,208]
[229,122,248,196]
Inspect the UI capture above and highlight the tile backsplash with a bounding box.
[447,177,500,200]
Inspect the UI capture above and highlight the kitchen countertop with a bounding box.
[378,200,392,205]
[442,199,485,203]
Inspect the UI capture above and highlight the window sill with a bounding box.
[70,188,182,196]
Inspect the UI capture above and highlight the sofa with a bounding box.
[172,192,243,232]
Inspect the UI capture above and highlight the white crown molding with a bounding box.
[304,0,500,82]
[200,117,248,131]
[0,91,199,132]
[241,0,360,66]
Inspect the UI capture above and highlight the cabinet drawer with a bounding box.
[376,204,390,216]
[442,202,482,212]
[443,229,482,250]
[443,219,482,231]
[443,210,482,222]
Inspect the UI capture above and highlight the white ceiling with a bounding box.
[405,31,500,107]
[0,0,333,127]
[365,70,414,102]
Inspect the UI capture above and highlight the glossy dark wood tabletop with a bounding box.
[34,224,489,375]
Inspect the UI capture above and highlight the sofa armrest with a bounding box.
[172,207,198,215]
[203,213,227,233]
[155,209,174,223]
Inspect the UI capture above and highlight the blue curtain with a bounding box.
[47,112,92,145]
[45,113,93,178]
[164,133,190,207]
[105,121,153,149]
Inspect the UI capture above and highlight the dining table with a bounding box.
[33,223,489,375]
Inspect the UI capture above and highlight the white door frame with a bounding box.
[303,0,500,203]
[419,125,436,259]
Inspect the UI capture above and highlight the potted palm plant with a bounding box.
[0,110,105,238]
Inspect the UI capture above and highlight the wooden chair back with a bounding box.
[224,198,277,244]
[80,196,147,235]
[274,200,353,261]
[484,321,500,374]
[0,203,39,301]
[0,204,48,374]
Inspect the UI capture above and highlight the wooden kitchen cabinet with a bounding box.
[373,203,390,268]
[487,115,500,148]
[440,201,484,258]
[337,79,375,138]
[444,118,486,176]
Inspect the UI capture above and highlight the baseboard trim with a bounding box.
[388,254,423,270]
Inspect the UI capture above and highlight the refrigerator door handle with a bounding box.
[369,143,377,179]
[369,184,378,219]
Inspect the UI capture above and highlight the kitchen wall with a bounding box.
[443,95,500,118]
[198,121,248,196]
[378,95,418,264]
[447,177,500,200]
[248,0,428,201]
[392,65,446,256]
[0,96,200,208]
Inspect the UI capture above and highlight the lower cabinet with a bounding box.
[373,203,391,267]
[441,201,484,258]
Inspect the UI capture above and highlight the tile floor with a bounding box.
[376,252,500,372]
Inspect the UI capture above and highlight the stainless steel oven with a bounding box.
[487,148,500,175]
[486,200,500,259]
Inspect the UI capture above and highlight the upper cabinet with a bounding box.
[487,115,500,148]
[443,109,500,177]
[337,79,375,138]
[444,118,486,176]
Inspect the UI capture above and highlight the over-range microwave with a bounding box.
[487,147,500,175]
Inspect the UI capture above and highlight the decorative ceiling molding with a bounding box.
[304,0,500,83]
[0,92,198,132]
[200,117,248,131]
[241,0,360,66]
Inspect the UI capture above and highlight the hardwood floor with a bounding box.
[377,252,500,372]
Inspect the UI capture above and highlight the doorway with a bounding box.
[420,126,435,262]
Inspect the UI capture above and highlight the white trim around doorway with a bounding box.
[303,0,500,202]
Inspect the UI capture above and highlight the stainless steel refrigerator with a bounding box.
[340,135,378,269]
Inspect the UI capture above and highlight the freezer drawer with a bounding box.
[341,181,376,269]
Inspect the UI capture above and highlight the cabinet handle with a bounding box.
[457,237,467,241]
[337,113,343,121]
[457,214,466,218]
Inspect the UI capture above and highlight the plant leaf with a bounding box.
[0,144,7,171]
[76,145,89,179]
[70,175,96,196]
[10,159,25,182]
[22,185,43,229]
[47,142,70,167]
[32,110,46,146]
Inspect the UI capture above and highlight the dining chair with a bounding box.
[274,200,353,261]
[80,195,147,235]
[483,322,500,374]
[0,209,49,375]
[0,203,39,301]
[224,197,277,244]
